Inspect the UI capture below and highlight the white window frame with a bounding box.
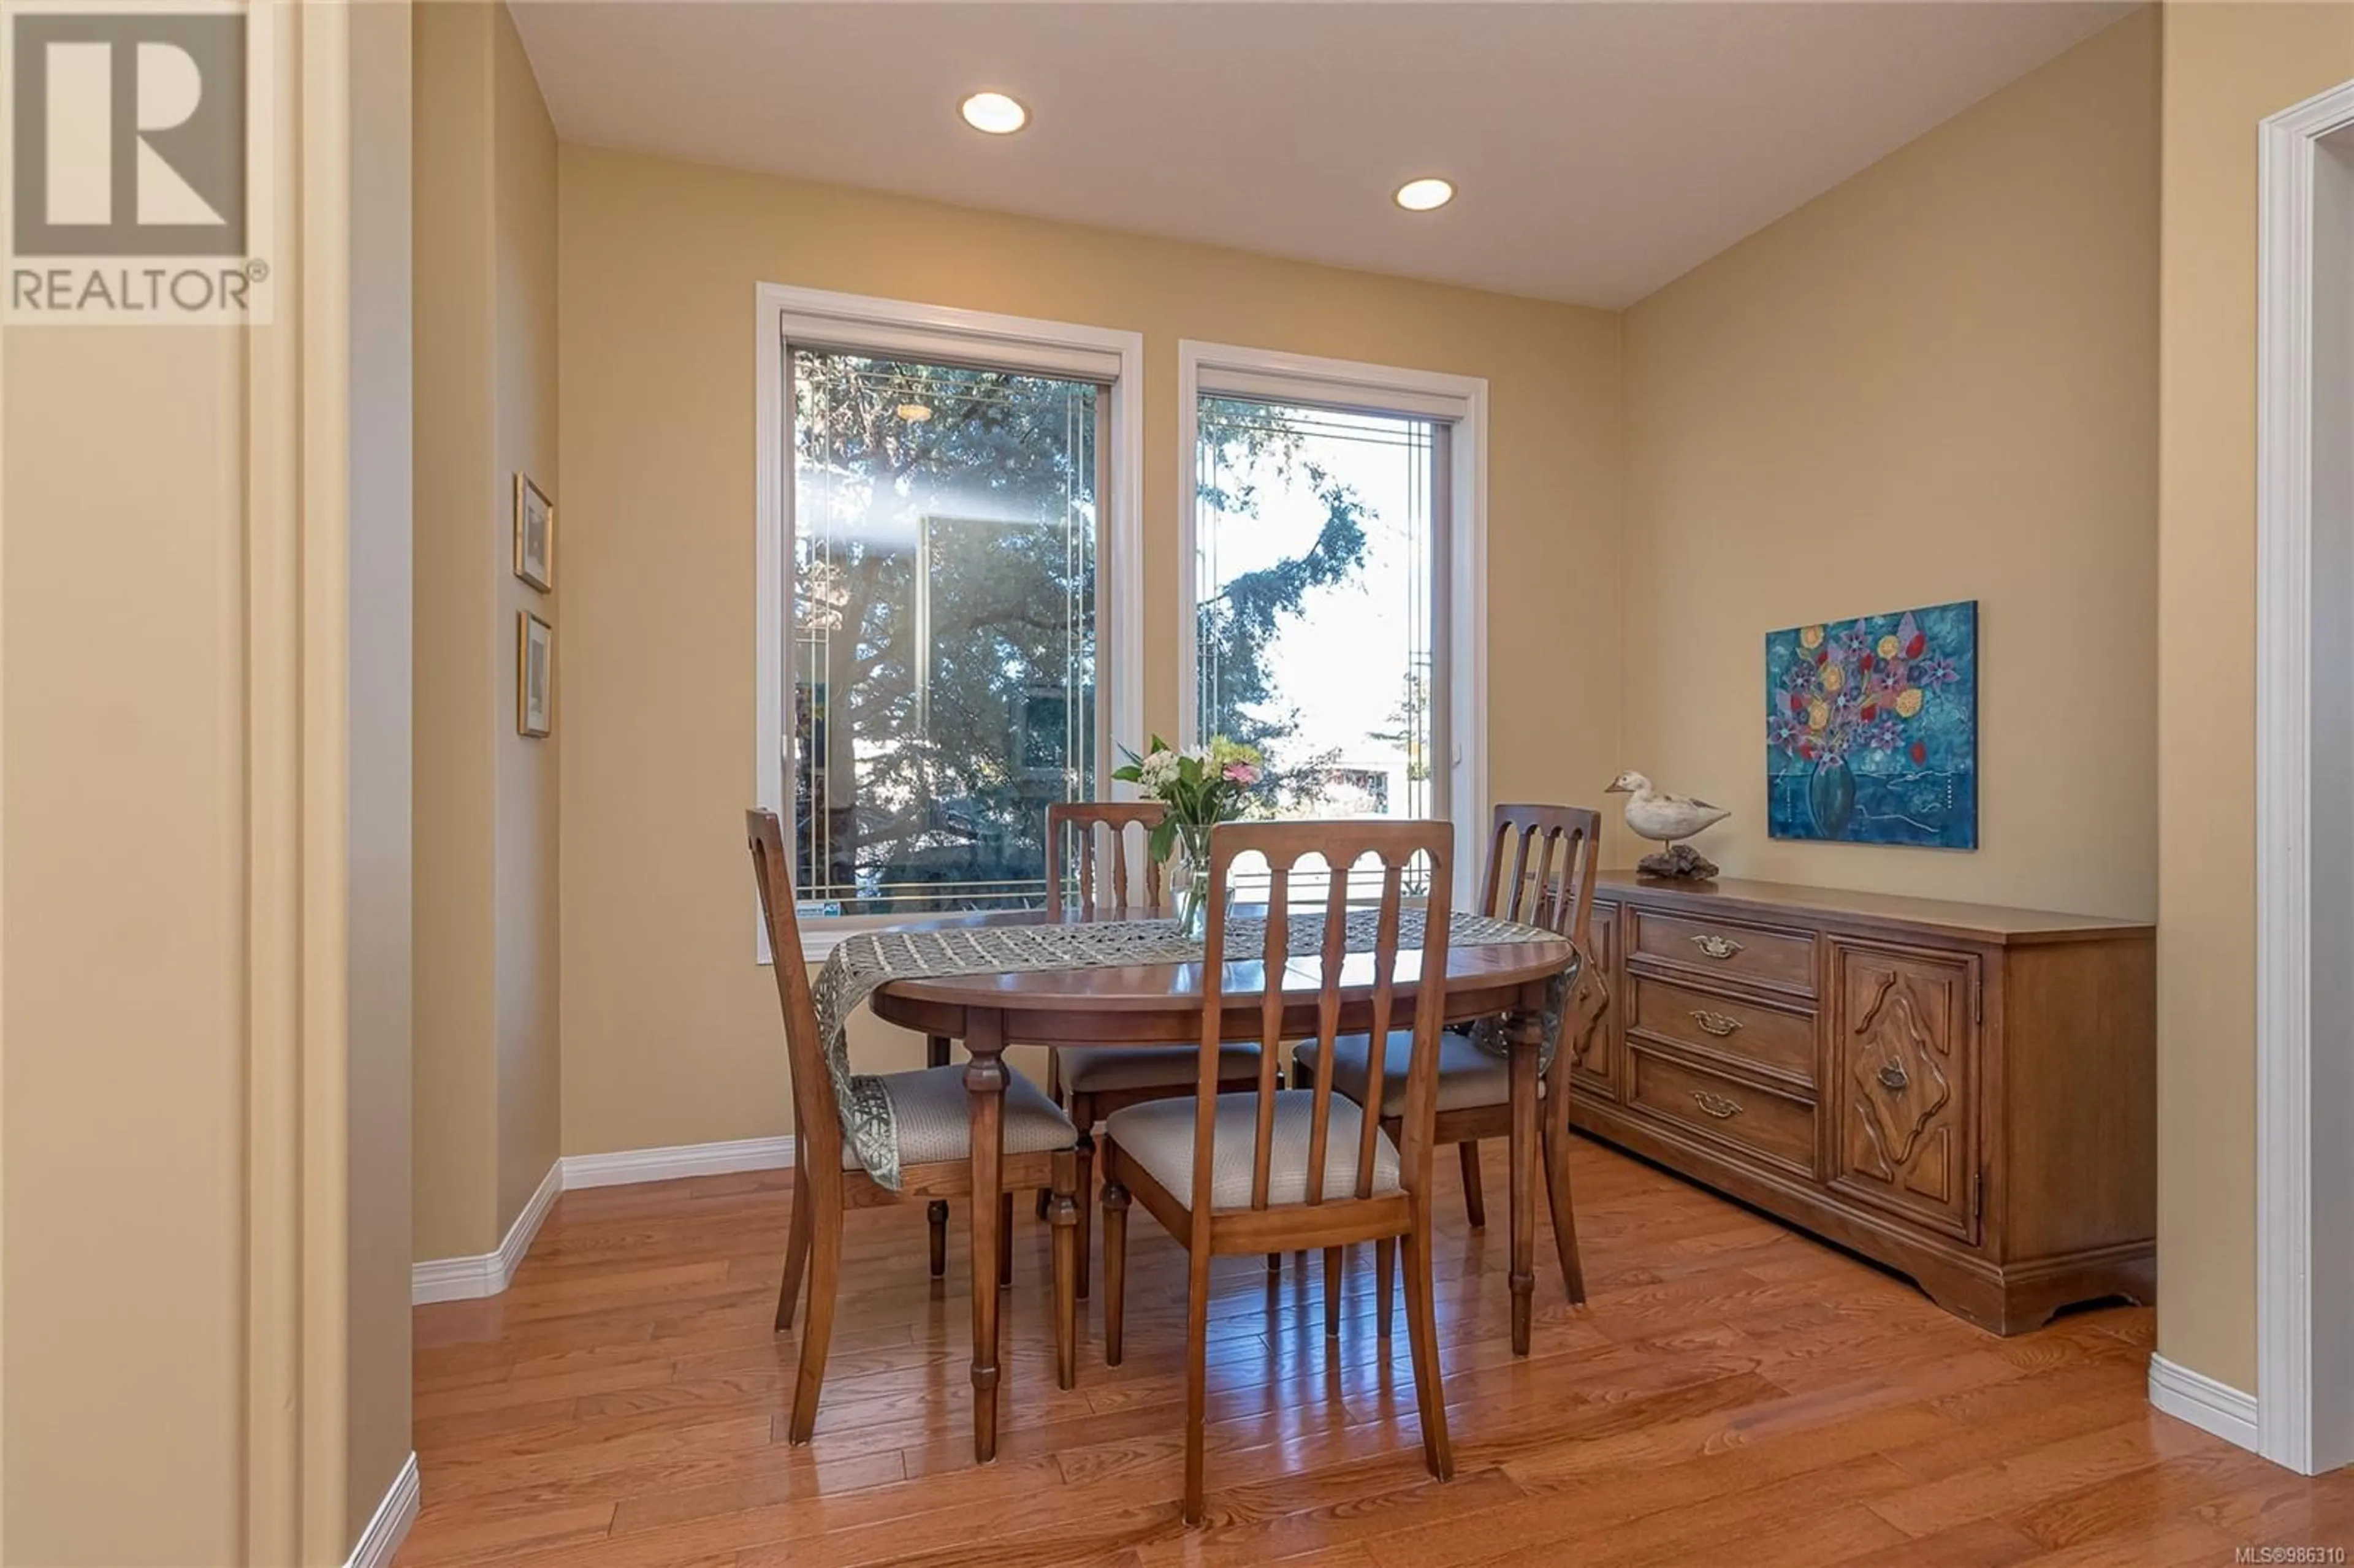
[1176,340,1489,907]
[755,283,1145,961]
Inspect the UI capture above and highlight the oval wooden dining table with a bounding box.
[861,905,1583,1463]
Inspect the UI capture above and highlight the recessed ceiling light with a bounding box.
[959,91,1029,135]
[1394,177,1455,212]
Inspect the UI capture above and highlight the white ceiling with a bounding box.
[511,1,2133,309]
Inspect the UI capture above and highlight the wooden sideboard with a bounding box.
[1566,872,2155,1334]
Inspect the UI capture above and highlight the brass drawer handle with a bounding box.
[1691,1089,1744,1120]
[1691,934,1744,961]
[1876,1061,1909,1092]
[1690,1008,1743,1038]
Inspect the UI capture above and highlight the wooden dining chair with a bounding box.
[1041,800,1263,1296]
[1097,819,1456,1524]
[1293,803,1604,1304]
[747,809,1085,1444]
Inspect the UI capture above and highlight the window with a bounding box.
[1195,397,1443,822]
[792,350,1102,915]
[1179,342,1487,900]
[758,287,1141,943]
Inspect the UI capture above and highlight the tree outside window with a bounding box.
[790,354,1430,916]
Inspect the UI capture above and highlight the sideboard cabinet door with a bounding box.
[1826,938,1981,1246]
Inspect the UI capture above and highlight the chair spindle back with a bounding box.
[1198,820,1453,1222]
[1484,803,1602,946]
[1045,801,1170,918]
[746,809,845,1178]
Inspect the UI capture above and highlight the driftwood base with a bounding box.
[1635,843,1718,881]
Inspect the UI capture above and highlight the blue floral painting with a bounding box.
[1766,600,1978,849]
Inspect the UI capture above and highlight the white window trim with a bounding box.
[755,282,1145,961]
[1175,339,1489,907]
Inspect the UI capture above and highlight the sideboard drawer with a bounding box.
[1629,907,1816,998]
[1626,1045,1816,1178]
[1628,973,1816,1087]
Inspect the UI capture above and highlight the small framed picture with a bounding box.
[517,612,552,737]
[513,473,554,592]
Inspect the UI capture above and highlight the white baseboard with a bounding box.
[410,1138,797,1304]
[560,1134,796,1190]
[2150,1353,2261,1452]
[344,1450,418,1568]
[410,1160,562,1305]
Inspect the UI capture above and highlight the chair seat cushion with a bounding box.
[1061,1043,1263,1095]
[848,1065,1078,1171]
[1103,1090,1401,1211]
[1293,1030,1510,1119]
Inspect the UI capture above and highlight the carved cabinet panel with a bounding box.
[1567,901,1619,1100]
[1827,938,1980,1244]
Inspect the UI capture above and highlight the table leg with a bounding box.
[1542,999,1588,1307]
[1507,1013,1541,1357]
[964,1010,1008,1463]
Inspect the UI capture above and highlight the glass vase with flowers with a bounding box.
[1111,734,1265,939]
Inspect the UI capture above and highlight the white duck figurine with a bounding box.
[1606,771,1730,880]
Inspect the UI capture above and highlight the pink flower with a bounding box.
[1222,761,1260,786]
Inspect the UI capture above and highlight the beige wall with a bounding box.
[1621,10,2160,921]
[1,3,413,1558]
[413,0,562,1260]
[492,3,564,1243]
[413,0,500,1261]
[2155,0,2354,1396]
[4,321,252,1568]
[348,0,418,1539]
[556,150,1623,1154]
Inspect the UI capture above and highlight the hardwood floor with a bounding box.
[399,1135,2351,1567]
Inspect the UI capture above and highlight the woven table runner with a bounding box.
[813,908,1573,1189]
